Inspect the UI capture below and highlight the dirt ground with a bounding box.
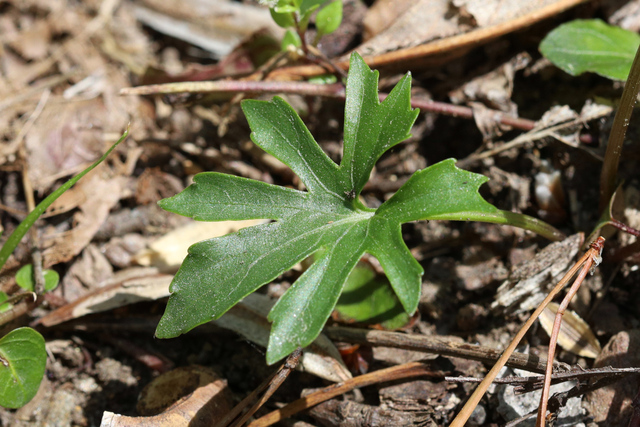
[2,0,640,426]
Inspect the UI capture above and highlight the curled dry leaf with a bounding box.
[539,302,601,358]
[101,366,232,427]
[42,173,129,267]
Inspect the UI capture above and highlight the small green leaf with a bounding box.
[281,29,302,50]
[540,19,640,80]
[270,8,295,28]
[316,1,342,36]
[15,265,59,293]
[274,0,301,13]
[300,0,325,13]
[0,292,11,313]
[298,4,320,32]
[0,327,47,408]
[308,74,338,84]
[156,52,562,364]
[335,264,409,329]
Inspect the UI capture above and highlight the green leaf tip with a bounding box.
[540,19,640,80]
[156,53,561,364]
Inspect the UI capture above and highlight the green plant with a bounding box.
[0,129,129,408]
[155,52,561,364]
[267,0,343,50]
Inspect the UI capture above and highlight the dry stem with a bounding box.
[450,236,605,426]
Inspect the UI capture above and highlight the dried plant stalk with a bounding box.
[451,237,605,426]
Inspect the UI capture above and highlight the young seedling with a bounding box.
[268,0,343,52]
[0,128,129,408]
[155,52,562,364]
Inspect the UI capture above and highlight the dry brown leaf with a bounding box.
[7,20,52,60]
[133,0,283,58]
[25,99,114,193]
[59,243,114,303]
[101,366,233,427]
[42,171,129,267]
[453,0,558,27]
[584,330,640,425]
[134,219,268,272]
[37,267,171,326]
[539,302,601,358]
[356,0,465,58]
[356,0,563,58]
[362,0,414,41]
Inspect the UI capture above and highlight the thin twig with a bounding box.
[536,237,604,426]
[247,361,441,427]
[213,348,303,427]
[121,79,596,144]
[450,236,605,426]
[324,326,555,374]
[230,348,302,427]
[446,366,640,389]
[609,218,640,237]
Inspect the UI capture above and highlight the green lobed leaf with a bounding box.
[266,220,368,363]
[540,19,640,81]
[242,97,344,197]
[158,173,312,221]
[366,216,422,314]
[0,327,47,408]
[156,52,562,363]
[341,54,419,196]
[376,159,496,222]
[316,1,342,36]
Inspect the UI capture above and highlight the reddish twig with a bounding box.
[451,236,605,426]
[536,237,604,426]
[609,218,640,238]
[121,79,596,144]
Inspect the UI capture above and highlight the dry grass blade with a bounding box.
[536,237,604,426]
[450,236,605,426]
